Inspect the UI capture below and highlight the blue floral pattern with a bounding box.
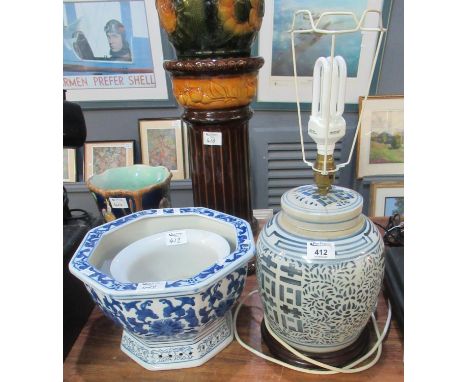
[70,207,253,369]
[257,211,385,351]
[120,314,232,368]
[70,208,254,292]
[150,319,184,336]
[199,266,247,325]
[85,265,247,341]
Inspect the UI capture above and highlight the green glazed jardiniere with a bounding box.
[87,164,172,222]
[156,0,264,58]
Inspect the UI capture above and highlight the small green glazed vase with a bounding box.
[87,164,172,222]
[155,0,264,58]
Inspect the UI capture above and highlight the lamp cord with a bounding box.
[233,289,392,375]
[374,213,404,246]
[65,209,91,222]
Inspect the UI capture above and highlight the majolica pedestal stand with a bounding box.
[164,57,263,231]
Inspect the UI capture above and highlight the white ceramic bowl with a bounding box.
[68,207,255,370]
[110,229,230,283]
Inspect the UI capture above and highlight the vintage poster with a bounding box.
[63,0,169,103]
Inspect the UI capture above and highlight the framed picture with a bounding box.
[84,140,135,180]
[356,95,404,178]
[139,119,185,180]
[63,0,174,109]
[255,0,391,109]
[63,148,77,182]
[370,181,404,217]
[182,121,191,179]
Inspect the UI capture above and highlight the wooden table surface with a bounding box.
[64,218,404,382]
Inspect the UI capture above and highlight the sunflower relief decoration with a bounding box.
[155,0,264,58]
[218,0,263,35]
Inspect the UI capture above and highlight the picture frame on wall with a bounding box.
[255,0,391,110]
[182,121,191,179]
[63,148,77,182]
[63,0,174,109]
[369,181,404,217]
[356,95,404,178]
[139,119,185,180]
[84,140,135,181]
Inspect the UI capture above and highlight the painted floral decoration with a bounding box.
[150,319,184,336]
[218,0,264,35]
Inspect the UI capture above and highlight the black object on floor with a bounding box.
[384,246,404,335]
[63,215,102,361]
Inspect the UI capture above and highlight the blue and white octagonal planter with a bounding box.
[69,207,255,370]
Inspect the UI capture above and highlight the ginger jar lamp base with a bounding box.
[256,185,385,364]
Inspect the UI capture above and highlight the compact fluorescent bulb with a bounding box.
[308,55,347,156]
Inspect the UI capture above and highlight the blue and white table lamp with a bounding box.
[236,8,393,375]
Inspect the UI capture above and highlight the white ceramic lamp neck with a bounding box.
[279,185,365,238]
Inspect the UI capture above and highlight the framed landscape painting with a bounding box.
[63,0,172,108]
[370,181,404,217]
[139,119,185,180]
[357,95,404,178]
[256,0,390,108]
[84,140,135,180]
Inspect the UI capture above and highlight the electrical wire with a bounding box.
[373,213,404,246]
[233,289,392,375]
[66,208,91,222]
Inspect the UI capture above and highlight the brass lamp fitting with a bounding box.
[314,154,335,195]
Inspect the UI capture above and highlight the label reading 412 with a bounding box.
[306,241,336,260]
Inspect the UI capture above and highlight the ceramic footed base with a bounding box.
[120,313,233,370]
[260,319,372,369]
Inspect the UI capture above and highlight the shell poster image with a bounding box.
[63,0,168,102]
